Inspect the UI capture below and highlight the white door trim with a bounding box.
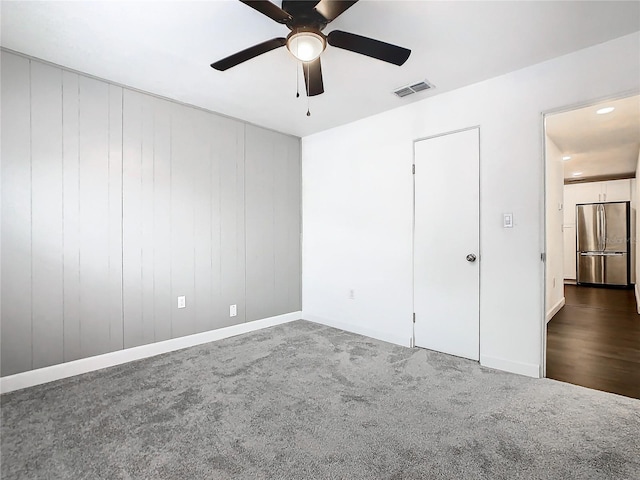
[540,89,640,379]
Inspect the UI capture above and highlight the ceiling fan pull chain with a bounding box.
[306,62,311,117]
[296,39,300,98]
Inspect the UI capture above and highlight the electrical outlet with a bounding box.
[348,289,355,300]
[230,304,237,317]
[177,296,186,309]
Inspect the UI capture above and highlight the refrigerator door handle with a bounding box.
[598,204,604,251]
[595,205,600,251]
[598,204,605,251]
[596,205,600,250]
[602,204,607,251]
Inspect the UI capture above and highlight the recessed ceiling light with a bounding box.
[572,172,583,176]
[562,155,571,161]
[596,107,615,115]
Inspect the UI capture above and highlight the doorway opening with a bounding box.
[543,94,640,399]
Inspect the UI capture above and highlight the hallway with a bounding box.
[546,285,640,399]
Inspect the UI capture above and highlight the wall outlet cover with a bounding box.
[230,304,237,317]
[177,296,186,309]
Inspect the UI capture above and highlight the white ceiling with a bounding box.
[2,1,639,137]
[546,95,640,181]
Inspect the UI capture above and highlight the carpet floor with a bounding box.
[1,320,639,479]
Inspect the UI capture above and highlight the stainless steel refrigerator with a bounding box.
[576,201,630,287]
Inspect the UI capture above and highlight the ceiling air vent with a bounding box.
[393,80,434,98]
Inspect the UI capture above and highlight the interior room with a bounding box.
[544,95,640,399]
[1,1,639,478]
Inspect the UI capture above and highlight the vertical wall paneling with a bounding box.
[122,89,144,348]
[273,140,288,314]
[273,137,301,313]
[1,53,301,376]
[0,53,33,376]
[219,120,246,327]
[245,125,301,321]
[62,70,82,362]
[152,98,172,342]
[170,103,197,338]
[245,126,276,320]
[140,94,156,344]
[78,76,113,358]
[108,84,124,352]
[284,136,302,312]
[208,115,247,330]
[208,116,223,329]
[234,124,246,325]
[30,61,64,369]
[292,138,303,311]
[193,109,213,334]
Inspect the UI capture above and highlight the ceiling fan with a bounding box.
[210,0,411,97]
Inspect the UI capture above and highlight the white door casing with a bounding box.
[413,127,480,360]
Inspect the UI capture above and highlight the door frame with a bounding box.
[411,125,482,354]
[541,89,639,378]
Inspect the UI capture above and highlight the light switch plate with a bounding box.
[503,213,513,228]
[177,296,186,309]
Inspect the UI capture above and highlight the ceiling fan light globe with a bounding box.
[287,32,325,62]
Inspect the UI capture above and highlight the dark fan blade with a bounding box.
[327,30,411,66]
[303,58,324,96]
[211,37,286,71]
[239,0,292,24]
[314,0,358,22]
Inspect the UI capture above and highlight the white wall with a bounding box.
[302,32,640,378]
[545,136,565,322]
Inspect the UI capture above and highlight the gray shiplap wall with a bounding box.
[0,51,301,376]
[245,126,301,321]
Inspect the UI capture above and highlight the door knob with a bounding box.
[466,253,477,262]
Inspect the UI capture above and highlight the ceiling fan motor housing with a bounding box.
[281,0,330,31]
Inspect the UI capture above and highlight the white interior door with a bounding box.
[413,128,480,360]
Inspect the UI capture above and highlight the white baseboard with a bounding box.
[303,313,411,348]
[480,354,540,378]
[546,297,565,323]
[635,284,640,314]
[305,314,540,378]
[0,311,302,394]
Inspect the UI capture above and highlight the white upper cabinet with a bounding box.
[602,179,632,202]
[564,179,631,224]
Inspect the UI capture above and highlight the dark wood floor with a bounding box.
[546,285,640,399]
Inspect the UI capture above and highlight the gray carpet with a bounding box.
[1,320,639,479]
